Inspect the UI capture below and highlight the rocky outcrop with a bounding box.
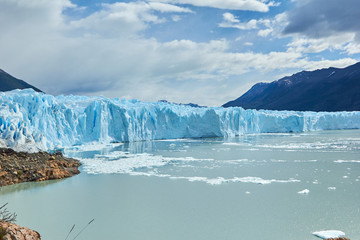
[0,148,81,187]
[0,221,41,240]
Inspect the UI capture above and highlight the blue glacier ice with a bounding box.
[1,89,360,152]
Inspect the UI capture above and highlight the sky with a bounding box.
[0,0,359,106]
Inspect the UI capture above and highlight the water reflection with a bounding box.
[0,179,64,196]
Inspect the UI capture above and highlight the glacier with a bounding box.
[1,89,360,152]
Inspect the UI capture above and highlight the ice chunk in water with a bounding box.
[312,230,345,239]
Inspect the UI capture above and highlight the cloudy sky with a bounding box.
[0,0,359,106]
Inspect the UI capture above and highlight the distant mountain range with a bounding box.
[223,62,360,112]
[0,68,42,92]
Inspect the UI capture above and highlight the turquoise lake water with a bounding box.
[1,130,359,240]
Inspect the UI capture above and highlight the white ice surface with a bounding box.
[72,149,300,185]
[312,230,345,239]
[298,189,310,194]
[334,160,360,163]
[77,152,213,174]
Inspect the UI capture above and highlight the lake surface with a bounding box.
[1,130,359,240]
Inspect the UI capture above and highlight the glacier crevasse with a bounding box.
[1,89,360,151]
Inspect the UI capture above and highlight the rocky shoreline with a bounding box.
[0,148,81,187]
[0,147,81,239]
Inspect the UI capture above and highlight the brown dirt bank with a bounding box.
[0,148,81,187]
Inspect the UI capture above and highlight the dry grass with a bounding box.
[0,203,17,223]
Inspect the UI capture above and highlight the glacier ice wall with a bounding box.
[1,89,360,151]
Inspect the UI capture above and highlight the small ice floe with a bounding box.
[245,191,251,194]
[334,160,360,163]
[328,187,336,191]
[312,230,345,239]
[298,189,309,194]
[343,176,349,179]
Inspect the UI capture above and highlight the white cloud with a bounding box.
[278,0,360,56]
[287,33,356,54]
[147,2,193,13]
[262,12,360,56]
[148,0,278,12]
[257,28,272,37]
[219,13,258,30]
[255,13,287,38]
[69,1,193,38]
[283,0,360,39]
[253,10,360,56]
[344,42,360,55]
[254,11,359,55]
[266,1,281,7]
[171,15,182,22]
[0,0,356,107]
[223,12,239,23]
[218,13,282,35]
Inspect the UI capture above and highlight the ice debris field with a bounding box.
[1,89,360,152]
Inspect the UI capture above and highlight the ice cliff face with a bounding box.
[1,89,360,152]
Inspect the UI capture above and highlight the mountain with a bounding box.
[0,68,42,92]
[158,100,206,108]
[223,62,360,112]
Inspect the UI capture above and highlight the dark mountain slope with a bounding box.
[0,69,42,92]
[223,62,360,111]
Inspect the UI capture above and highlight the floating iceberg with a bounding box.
[297,189,310,194]
[1,89,360,152]
[312,230,345,239]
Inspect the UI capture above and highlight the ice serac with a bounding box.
[1,89,360,151]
